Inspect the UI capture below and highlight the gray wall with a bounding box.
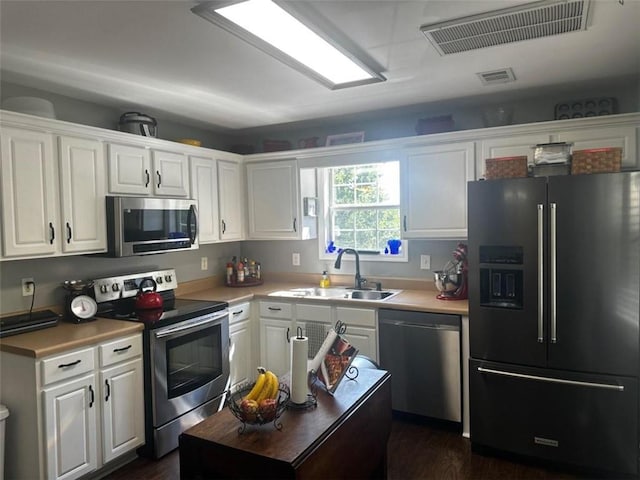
[230,74,640,153]
[1,243,241,314]
[240,239,460,283]
[0,82,236,151]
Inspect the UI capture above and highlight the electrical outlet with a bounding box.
[22,278,35,296]
[420,255,431,270]
[201,257,208,270]
[292,253,301,266]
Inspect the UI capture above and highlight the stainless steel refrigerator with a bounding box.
[468,172,639,475]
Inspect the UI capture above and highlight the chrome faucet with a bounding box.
[334,248,365,289]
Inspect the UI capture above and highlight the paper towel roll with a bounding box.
[308,328,338,375]
[290,335,309,404]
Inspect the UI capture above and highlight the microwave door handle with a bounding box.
[188,204,198,244]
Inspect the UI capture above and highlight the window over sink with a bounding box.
[318,161,407,262]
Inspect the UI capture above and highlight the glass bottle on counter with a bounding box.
[237,260,245,283]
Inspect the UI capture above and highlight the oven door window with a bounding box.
[165,324,223,399]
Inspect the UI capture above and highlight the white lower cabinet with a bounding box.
[259,301,294,377]
[0,332,144,480]
[99,358,144,463]
[43,373,98,480]
[229,302,253,390]
[335,307,378,362]
[258,301,378,377]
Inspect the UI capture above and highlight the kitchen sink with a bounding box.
[347,290,396,300]
[268,287,401,302]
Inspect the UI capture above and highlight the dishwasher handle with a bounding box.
[379,318,459,331]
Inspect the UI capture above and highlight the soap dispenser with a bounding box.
[320,271,330,288]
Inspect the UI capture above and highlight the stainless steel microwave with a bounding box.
[106,196,198,257]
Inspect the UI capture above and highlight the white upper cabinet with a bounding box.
[189,155,220,244]
[152,149,190,197]
[555,125,637,168]
[401,142,475,239]
[108,143,189,197]
[476,123,638,178]
[477,133,552,179]
[217,158,245,241]
[1,127,60,257]
[246,159,317,240]
[107,143,151,195]
[0,128,106,258]
[246,160,299,239]
[58,136,107,253]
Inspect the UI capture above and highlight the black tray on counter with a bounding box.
[0,309,60,337]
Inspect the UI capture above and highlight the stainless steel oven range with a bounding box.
[92,268,229,458]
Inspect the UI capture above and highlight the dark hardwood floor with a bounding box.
[102,413,604,480]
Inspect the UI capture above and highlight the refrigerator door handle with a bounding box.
[537,203,544,343]
[550,202,557,343]
[477,367,625,391]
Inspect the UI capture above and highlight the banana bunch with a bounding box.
[245,367,279,402]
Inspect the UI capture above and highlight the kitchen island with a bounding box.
[179,367,391,480]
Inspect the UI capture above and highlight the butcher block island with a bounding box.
[179,368,391,480]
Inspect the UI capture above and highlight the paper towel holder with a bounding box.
[288,326,318,410]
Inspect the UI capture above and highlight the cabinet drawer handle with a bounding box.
[66,222,72,243]
[157,170,161,188]
[232,310,243,316]
[58,359,81,368]
[293,218,297,232]
[268,307,282,311]
[403,215,407,232]
[221,219,226,234]
[286,327,290,343]
[145,169,150,187]
[113,345,132,353]
[89,385,95,408]
[105,380,110,402]
[49,222,55,244]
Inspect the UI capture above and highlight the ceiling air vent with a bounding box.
[420,0,591,56]
[477,68,517,85]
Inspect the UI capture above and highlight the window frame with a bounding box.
[317,164,408,263]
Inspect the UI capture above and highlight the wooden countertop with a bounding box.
[0,318,144,358]
[0,274,466,359]
[179,277,469,316]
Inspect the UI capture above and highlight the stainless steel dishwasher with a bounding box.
[378,308,461,422]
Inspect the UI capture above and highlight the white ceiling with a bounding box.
[1,0,638,132]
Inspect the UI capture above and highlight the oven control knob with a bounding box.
[165,275,172,283]
[111,283,120,292]
[100,284,109,294]
[156,276,163,285]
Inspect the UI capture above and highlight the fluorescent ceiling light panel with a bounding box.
[192,0,385,89]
